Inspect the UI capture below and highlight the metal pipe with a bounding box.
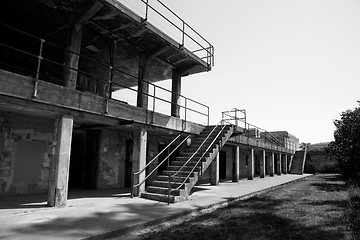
[33,39,45,98]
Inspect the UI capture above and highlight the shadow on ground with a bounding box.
[138,174,350,240]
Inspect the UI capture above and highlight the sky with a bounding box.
[119,0,360,144]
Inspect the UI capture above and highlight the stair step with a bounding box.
[157,175,193,183]
[152,180,183,188]
[163,170,197,177]
[167,165,201,172]
[146,186,180,195]
[141,192,176,203]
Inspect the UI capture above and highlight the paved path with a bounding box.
[0,174,311,240]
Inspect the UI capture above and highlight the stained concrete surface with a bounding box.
[0,174,311,240]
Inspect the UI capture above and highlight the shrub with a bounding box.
[325,102,360,184]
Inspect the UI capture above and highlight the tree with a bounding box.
[325,102,360,183]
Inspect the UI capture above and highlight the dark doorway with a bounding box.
[124,139,133,188]
[69,130,100,189]
[219,151,227,179]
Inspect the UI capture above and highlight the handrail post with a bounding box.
[145,0,149,21]
[168,175,171,205]
[34,39,45,98]
[181,21,185,46]
[131,173,136,198]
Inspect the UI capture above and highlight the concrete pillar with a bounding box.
[283,154,288,174]
[137,55,149,109]
[64,23,83,89]
[239,148,247,178]
[277,153,282,175]
[132,127,148,196]
[260,150,266,178]
[269,152,275,177]
[171,69,181,118]
[248,148,254,180]
[233,146,240,182]
[48,115,73,207]
[210,152,219,185]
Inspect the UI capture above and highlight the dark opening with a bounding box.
[69,130,100,189]
[158,144,180,175]
[124,139,133,188]
[219,150,227,179]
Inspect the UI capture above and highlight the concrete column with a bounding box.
[233,146,240,182]
[171,69,181,118]
[248,148,254,180]
[260,150,266,178]
[64,23,83,89]
[239,148,247,178]
[132,127,148,196]
[277,153,282,175]
[48,115,73,207]
[283,154,288,174]
[210,152,219,185]
[137,55,149,109]
[269,152,275,177]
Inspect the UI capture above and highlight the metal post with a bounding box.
[34,39,45,98]
[168,175,171,205]
[181,21,185,46]
[131,173,136,198]
[152,86,156,113]
[145,0,149,21]
[184,97,187,126]
[207,107,210,126]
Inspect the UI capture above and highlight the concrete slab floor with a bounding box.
[0,174,312,240]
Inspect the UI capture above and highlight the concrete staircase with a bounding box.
[289,150,307,175]
[141,125,234,203]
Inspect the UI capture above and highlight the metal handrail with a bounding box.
[140,0,214,68]
[167,120,227,204]
[131,133,191,197]
[221,108,284,147]
[0,22,210,124]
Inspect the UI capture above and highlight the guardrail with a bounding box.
[222,108,284,147]
[0,22,209,125]
[139,0,214,68]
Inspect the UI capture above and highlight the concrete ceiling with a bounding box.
[1,0,211,89]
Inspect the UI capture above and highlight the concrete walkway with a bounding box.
[0,174,311,240]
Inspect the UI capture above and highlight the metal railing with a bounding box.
[167,120,228,204]
[131,133,191,198]
[140,0,214,68]
[222,108,284,147]
[0,23,209,125]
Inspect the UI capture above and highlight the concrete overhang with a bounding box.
[1,0,212,90]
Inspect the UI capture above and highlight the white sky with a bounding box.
[119,0,360,144]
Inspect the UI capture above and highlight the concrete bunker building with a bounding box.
[0,0,300,207]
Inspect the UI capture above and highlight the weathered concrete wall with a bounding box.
[223,146,233,179]
[0,111,54,196]
[97,129,126,189]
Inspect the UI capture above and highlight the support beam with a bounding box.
[269,152,275,177]
[48,115,73,207]
[233,146,240,182]
[260,150,266,178]
[277,153,282,175]
[64,22,83,89]
[248,148,254,180]
[210,152,219,185]
[283,154,288,174]
[137,55,150,109]
[64,2,103,89]
[132,126,147,196]
[171,69,182,118]
[239,148,247,178]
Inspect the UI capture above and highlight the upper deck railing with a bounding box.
[0,23,210,125]
[121,0,214,69]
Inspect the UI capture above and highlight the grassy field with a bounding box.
[121,174,352,240]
